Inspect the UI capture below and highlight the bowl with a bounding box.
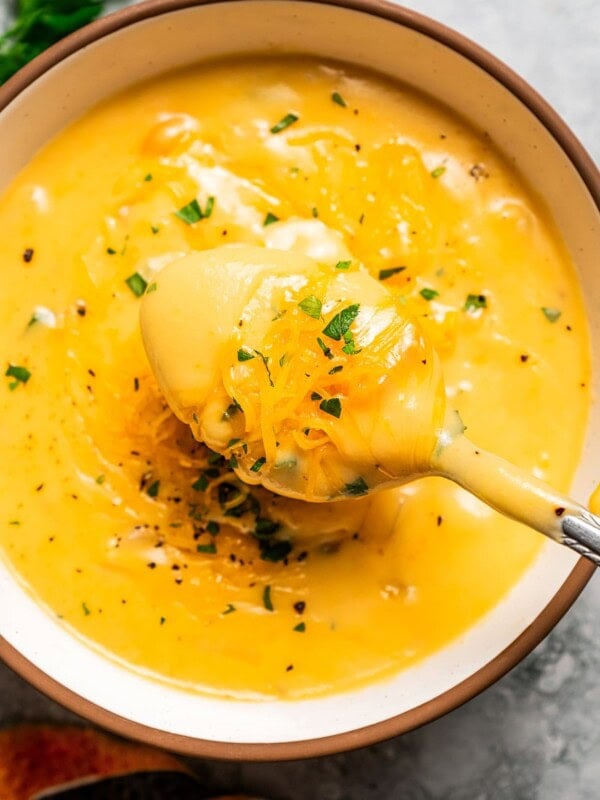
[0,0,598,760]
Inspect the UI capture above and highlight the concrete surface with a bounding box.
[1,1,599,797]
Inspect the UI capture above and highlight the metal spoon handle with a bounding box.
[562,512,600,566]
[433,434,600,565]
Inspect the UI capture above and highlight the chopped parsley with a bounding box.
[250,456,267,473]
[270,113,299,134]
[464,294,487,312]
[151,225,160,235]
[254,349,274,387]
[322,304,360,341]
[329,365,344,374]
[197,542,217,554]
[146,480,160,498]
[222,603,236,615]
[343,476,369,496]
[331,91,347,107]
[145,282,158,294]
[227,438,242,448]
[144,173,153,182]
[293,622,306,632]
[378,266,406,281]
[263,584,274,610]
[5,364,31,387]
[106,247,117,255]
[420,287,439,301]
[192,474,209,492]
[95,475,106,485]
[311,207,319,218]
[206,521,220,536]
[542,307,562,323]
[175,196,215,224]
[431,166,446,178]
[263,212,280,226]
[82,602,91,616]
[335,260,352,270]
[260,539,293,562]
[319,397,342,418]
[317,336,334,359]
[237,348,255,362]
[310,392,322,401]
[341,330,361,355]
[298,295,323,319]
[125,272,147,297]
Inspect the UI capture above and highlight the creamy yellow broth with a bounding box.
[0,58,590,699]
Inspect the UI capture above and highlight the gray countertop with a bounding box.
[1,1,599,797]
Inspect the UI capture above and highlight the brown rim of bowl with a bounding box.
[0,0,598,763]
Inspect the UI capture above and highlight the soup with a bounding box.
[0,58,590,699]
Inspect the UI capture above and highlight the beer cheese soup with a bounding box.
[0,59,590,699]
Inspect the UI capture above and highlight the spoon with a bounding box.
[140,245,600,565]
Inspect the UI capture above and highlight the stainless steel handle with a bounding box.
[562,512,600,567]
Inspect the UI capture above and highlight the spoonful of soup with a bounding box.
[141,245,600,564]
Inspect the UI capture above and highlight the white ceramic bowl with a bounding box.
[0,0,598,760]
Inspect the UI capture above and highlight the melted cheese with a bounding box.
[0,58,590,699]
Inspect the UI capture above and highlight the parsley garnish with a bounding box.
[175,196,215,224]
[317,337,333,359]
[542,307,562,323]
[319,397,342,418]
[341,330,361,355]
[237,348,255,362]
[95,475,105,485]
[329,365,343,374]
[82,602,91,616]
[222,603,236,615]
[146,480,160,498]
[192,474,208,492]
[270,113,298,134]
[431,166,446,178]
[151,225,160,235]
[420,287,439,301]
[197,542,217,554]
[322,304,360,341]
[343,476,369,496]
[310,392,322,401]
[250,456,267,473]
[331,92,347,108]
[464,294,487,311]
[263,212,279,226]
[144,173,153,182]
[335,260,351,270]
[260,539,293,562]
[106,247,116,255]
[125,273,147,297]
[254,349,274,387]
[5,364,31,386]
[145,282,158,294]
[206,521,220,536]
[298,295,322,319]
[311,207,319,218]
[294,622,306,632]
[378,266,406,281]
[263,584,274,611]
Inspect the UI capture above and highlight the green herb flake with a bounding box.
[293,622,306,632]
[270,113,299,134]
[322,304,360,341]
[8,520,20,526]
[250,456,267,473]
[146,480,160,498]
[254,348,274,387]
[95,475,106,485]
[311,207,319,218]
[106,247,117,255]
[464,294,488,312]
[144,173,153,182]
[319,397,342,418]
[5,364,31,385]
[335,260,352,270]
[279,353,288,367]
[317,337,334,359]
[151,225,160,235]
[378,266,406,281]
[227,438,242,448]
[263,584,274,611]
[160,616,166,625]
[125,272,148,297]
[329,365,344,374]
[310,392,322,401]
[197,542,217,554]
[260,539,293,562]
[431,166,446,178]
[542,307,562,323]
[82,602,91,617]
[420,287,439,301]
[331,91,347,108]
[237,348,256,362]
[222,603,236,615]
[192,474,209,492]
[206,521,220,536]
[298,295,323,319]
[343,476,369,496]
[263,212,280,226]
[175,196,215,225]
